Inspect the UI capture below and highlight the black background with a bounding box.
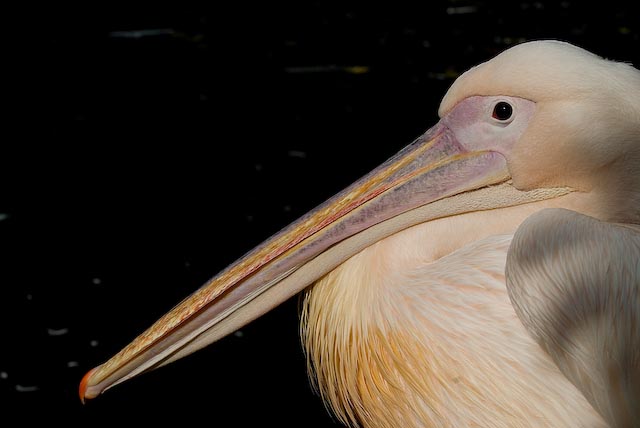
[3,2,639,426]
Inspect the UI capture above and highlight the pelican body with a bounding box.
[80,41,640,427]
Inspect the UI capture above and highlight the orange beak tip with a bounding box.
[79,368,96,404]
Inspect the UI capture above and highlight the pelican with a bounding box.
[80,40,640,427]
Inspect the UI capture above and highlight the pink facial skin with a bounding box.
[442,95,536,158]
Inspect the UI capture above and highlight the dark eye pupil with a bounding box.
[493,101,513,121]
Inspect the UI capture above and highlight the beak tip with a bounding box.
[79,367,98,404]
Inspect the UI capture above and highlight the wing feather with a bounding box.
[506,208,640,428]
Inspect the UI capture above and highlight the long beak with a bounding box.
[79,120,559,401]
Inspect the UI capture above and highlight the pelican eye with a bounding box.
[492,101,513,121]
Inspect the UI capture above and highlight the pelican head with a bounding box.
[80,41,640,427]
[440,41,640,220]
